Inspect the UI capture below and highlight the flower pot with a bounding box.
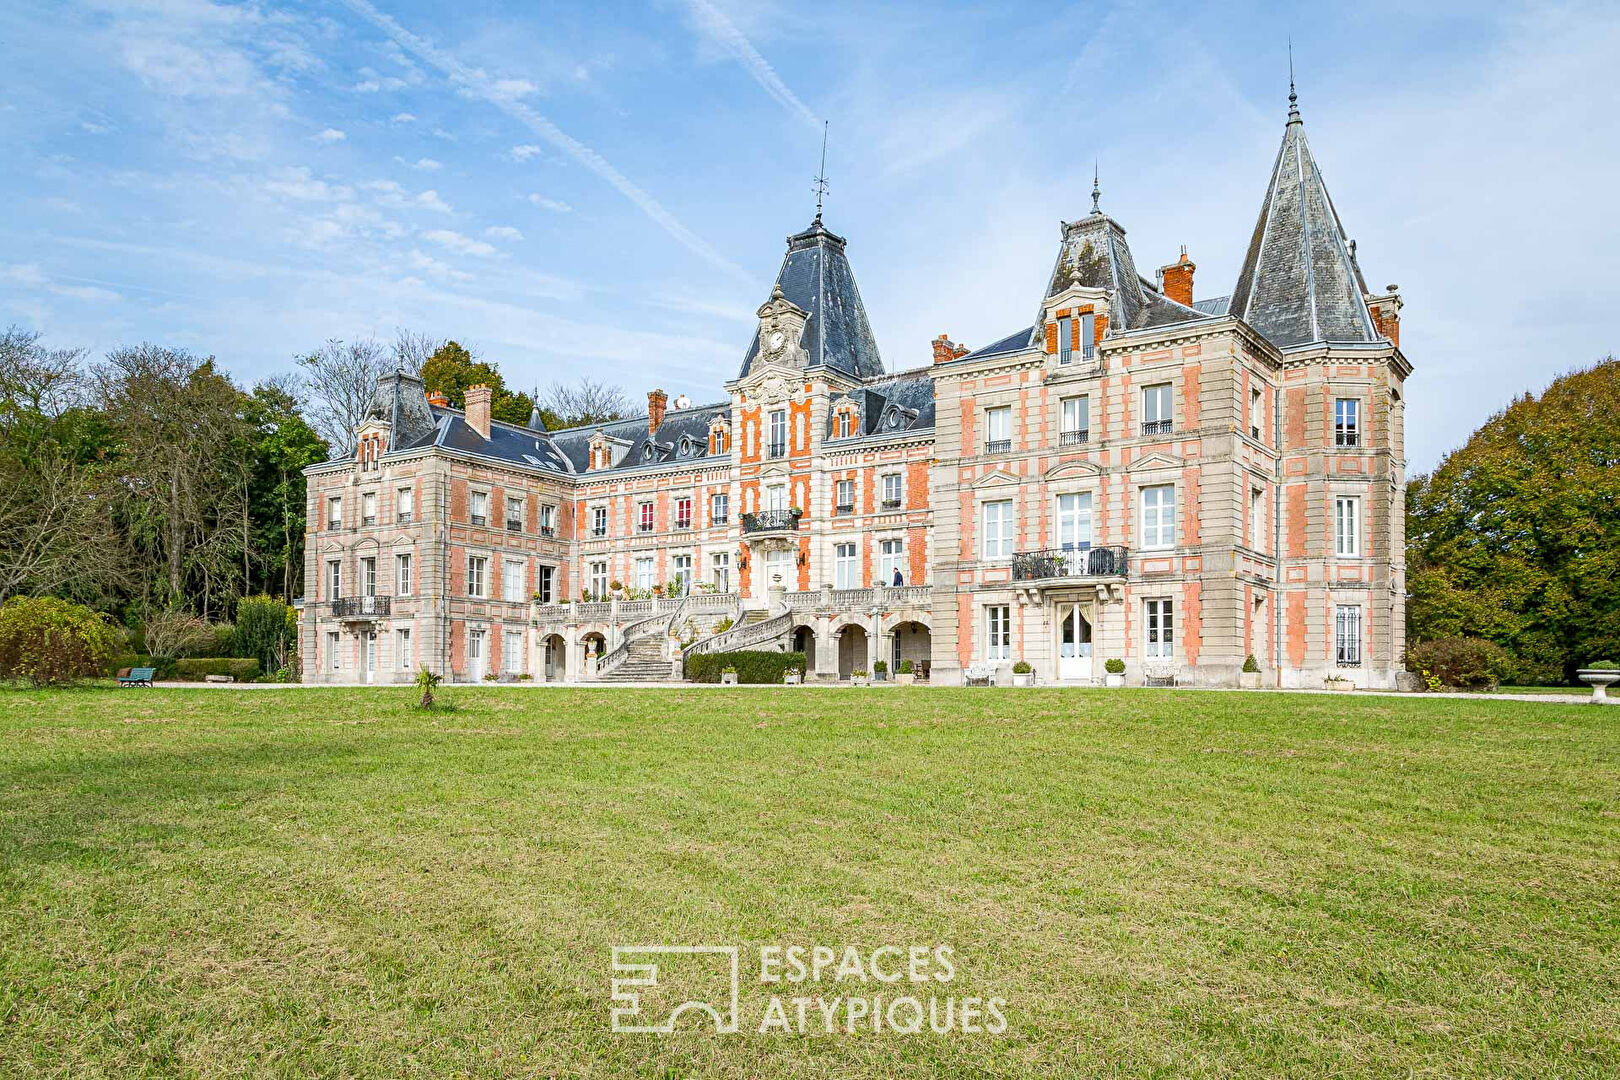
[1104,673,1125,688]
[896,673,915,686]
[1011,673,1033,687]
[783,671,801,685]
[1577,669,1620,703]
[851,676,869,687]
[1325,677,1354,691]
[1239,671,1262,689]
[720,672,737,685]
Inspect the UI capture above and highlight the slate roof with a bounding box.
[432,410,574,473]
[547,401,731,474]
[737,216,885,381]
[1193,295,1232,316]
[825,368,936,442]
[1229,98,1378,348]
[960,325,1038,362]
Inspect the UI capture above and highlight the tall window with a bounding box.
[360,556,377,597]
[1250,387,1263,440]
[1056,493,1093,551]
[1057,315,1073,364]
[397,487,414,523]
[503,630,523,674]
[766,484,788,512]
[982,500,1014,559]
[1335,605,1363,666]
[536,565,554,604]
[881,473,902,509]
[768,409,787,457]
[539,503,557,537]
[589,561,608,599]
[985,605,1010,661]
[836,411,854,438]
[835,479,855,512]
[835,542,858,589]
[1335,496,1361,556]
[710,492,729,525]
[503,558,525,603]
[1140,485,1176,549]
[395,628,411,670]
[327,496,342,529]
[634,556,656,590]
[361,492,377,526]
[327,559,342,599]
[711,552,730,592]
[469,491,488,526]
[1145,598,1174,658]
[1061,396,1089,445]
[764,548,791,587]
[637,501,654,532]
[1250,487,1265,551]
[1079,313,1096,360]
[674,496,692,529]
[671,554,692,594]
[879,539,904,583]
[985,406,1012,453]
[506,496,523,532]
[327,631,341,672]
[591,506,608,537]
[1142,384,1173,435]
[396,552,412,596]
[1335,398,1361,446]
[467,555,488,598]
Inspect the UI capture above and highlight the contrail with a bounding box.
[685,0,821,131]
[336,0,755,286]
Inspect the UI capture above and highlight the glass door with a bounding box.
[1057,604,1092,681]
[467,629,486,681]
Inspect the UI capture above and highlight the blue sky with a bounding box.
[3,0,1617,470]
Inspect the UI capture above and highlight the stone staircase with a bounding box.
[597,635,673,682]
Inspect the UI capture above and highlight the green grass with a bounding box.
[0,687,1615,1078]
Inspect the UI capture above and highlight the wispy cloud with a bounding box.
[508,143,544,162]
[366,180,452,213]
[337,0,754,285]
[315,127,347,142]
[484,225,523,241]
[391,111,416,123]
[683,0,820,131]
[412,157,441,170]
[526,193,572,213]
[422,229,496,256]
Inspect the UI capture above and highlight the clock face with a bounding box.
[769,330,785,350]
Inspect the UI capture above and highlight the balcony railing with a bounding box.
[741,509,800,534]
[471,514,487,527]
[985,439,1012,454]
[397,512,413,524]
[767,444,787,459]
[506,520,522,532]
[540,525,555,538]
[331,596,391,618]
[1336,430,1360,447]
[1141,419,1173,436]
[1011,545,1128,582]
[637,522,654,533]
[1059,429,1089,446]
[881,498,901,511]
[835,503,855,514]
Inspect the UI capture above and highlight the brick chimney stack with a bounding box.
[932,334,969,365]
[647,388,668,435]
[425,389,450,408]
[1158,247,1195,307]
[1367,284,1403,347]
[464,384,493,439]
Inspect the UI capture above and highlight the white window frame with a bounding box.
[985,605,1011,661]
[835,478,855,511]
[327,631,341,672]
[535,564,554,604]
[982,499,1015,560]
[674,495,692,530]
[1144,598,1174,659]
[637,501,654,532]
[710,492,729,525]
[1335,604,1363,667]
[539,503,557,535]
[1335,398,1361,447]
[396,552,413,596]
[1079,313,1096,360]
[984,406,1012,450]
[1055,493,1093,551]
[503,558,525,603]
[1061,395,1089,440]
[834,542,859,589]
[763,547,792,587]
[467,554,489,598]
[766,484,788,513]
[506,496,524,531]
[634,556,656,591]
[503,629,524,674]
[360,555,377,597]
[768,409,787,456]
[469,490,488,527]
[395,628,412,671]
[879,538,904,584]
[589,561,608,599]
[1335,496,1361,557]
[881,473,902,509]
[1057,315,1073,363]
[397,487,414,522]
[1140,484,1176,550]
[671,554,693,594]
[361,491,377,526]
[327,559,342,599]
[591,505,608,537]
[710,552,730,592]
[327,496,342,529]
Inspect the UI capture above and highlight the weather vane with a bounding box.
[813,120,829,221]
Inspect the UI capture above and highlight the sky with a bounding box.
[3,0,1618,472]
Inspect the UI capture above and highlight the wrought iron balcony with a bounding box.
[1011,545,1127,582]
[1060,429,1089,446]
[331,595,391,619]
[881,498,901,511]
[985,439,1012,454]
[540,525,555,538]
[835,503,855,514]
[741,509,801,534]
[1141,419,1173,436]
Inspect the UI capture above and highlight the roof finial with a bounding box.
[812,120,829,223]
[1091,160,1101,214]
[1287,38,1300,121]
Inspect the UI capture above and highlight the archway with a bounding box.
[837,624,868,679]
[792,625,815,661]
[543,634,567,682]
[889,620,932,679]
[580,632,606,674]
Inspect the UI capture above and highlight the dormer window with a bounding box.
[642,443,654,462]
[885,406,903,431]
[679,436,693,457]
[835,410,855,438]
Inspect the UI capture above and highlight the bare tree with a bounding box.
[391,328,442,376]
[295,338,390,457]
[540,376,631,429]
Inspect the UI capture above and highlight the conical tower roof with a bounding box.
[738,216,884,381]
[1229,91,1378,348]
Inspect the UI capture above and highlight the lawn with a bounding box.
[0,687,1615,1078]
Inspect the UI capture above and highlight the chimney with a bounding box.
[647,388,668,435]
[1367,284,1403,347]
[932,334,969,364]
[464,384,492,440]
[425,389,450,408]
[1158,247,1195,307]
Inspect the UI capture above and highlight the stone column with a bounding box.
[812,614,838,681]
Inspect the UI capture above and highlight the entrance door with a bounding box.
[361,629,377,683]
[1057,604,1092,681]
[468,629,486,681]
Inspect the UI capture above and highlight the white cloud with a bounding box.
[80,119,114,135]
[2,263,121,303]
[406,248,472,281]
[490,77,538,99]
[391,111,416,123]
[264,166,351,202]
[366,180,453,213]
[683,0,820,131]
[509,143,543,161]
[412,157,441,170]
[315,127,347,142]
[422,229,497,256]
[352,67,407,93]
[526,193,572,213]
[484,225,523,241]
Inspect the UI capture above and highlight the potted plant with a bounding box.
[783,664,802,685]
[1577,660,1620,703]
[1240,654,1262,689]
[1011,660,1034,687]
[1324,672,1355,691]
[873,659,887,682]
[850,668,869,687]
[1104,658,1126,688]
[720,664,738,686]
[896,659,916,686]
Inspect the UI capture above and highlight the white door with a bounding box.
[361,630,377,684]
[1057,604,1092,681]
[468,629,486,681]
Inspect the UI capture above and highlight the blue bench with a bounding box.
[117,666,156,687]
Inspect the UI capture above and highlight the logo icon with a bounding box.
[610,946,741,1034]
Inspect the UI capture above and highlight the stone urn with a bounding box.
[1104,673,1125,688]
[851,673,870,687]
[720,670,738,686]
[1577,668,1619,703]
[896,672,916,686]
[1011,670,1033,688]
[1239,670,1263,689]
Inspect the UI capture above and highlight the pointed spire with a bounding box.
[1287,38,1301,123]
[1091,161,1101,215]
[812,120,830,224]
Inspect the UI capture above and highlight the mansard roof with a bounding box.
[737,216,884,381]
[825,368,935,442]
[547,401,731,474]
[1040,211,1207,336]
[433,409,575,473]
[1228,95,1378,348]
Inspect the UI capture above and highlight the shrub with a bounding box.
[415,667,442,708]
[1586,660,1620,670]
[873,660,887,673]
[899,659,915,674]
[234,596,296,673]
[712,616,734,635]
[174,657,260,682]
[1242,654,1260,673]
[1408,637,1511,690]
[686,651,807,684]
[1012,660,1032,674]
[0,596,124,686]
[105,654,177,680]
[140,610,217,660]
[1105,658,1125,674]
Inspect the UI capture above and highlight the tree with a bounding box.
[140,609,217,660]
[539,376,629,429]
[419,341,538,426]
[233,595,297,674]
[0,596,124,686]
[295,338,391,457]
[1407,356,1620,682]
[392,328,444,375]
[245,378,327,600]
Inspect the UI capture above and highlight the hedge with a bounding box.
[686,650,806,684]
[174,657,261,682]
[0,596,124,686]
[106,654,178,680]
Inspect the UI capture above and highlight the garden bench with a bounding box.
[964,663,994,687]
[118,666,156,688]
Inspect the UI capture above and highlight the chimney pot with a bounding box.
[464,384,493,439]
[932,334,966,365]
[425,389,450,408]
[647,388,668,435]
[1158,250,1196,307]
